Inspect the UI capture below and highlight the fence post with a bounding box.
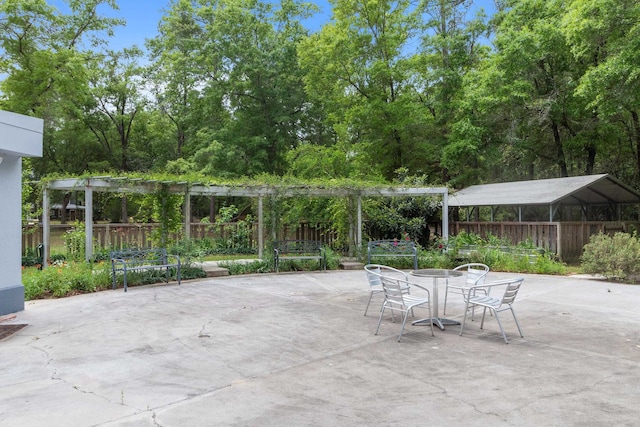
[556,222,562,261]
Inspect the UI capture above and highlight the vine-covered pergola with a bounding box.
[42,176,449,265]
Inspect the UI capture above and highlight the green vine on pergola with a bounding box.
[38,173,450,266]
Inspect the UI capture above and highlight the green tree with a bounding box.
[299,0,428,180]
[146,0,216,160]
[83,47,148,173]
[562,0,640,186]
[0,0,123,178]
[469,0,598,182]
[190,0,317,176]
[419,0,490,187]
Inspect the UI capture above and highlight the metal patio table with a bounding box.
[410,268,463,330]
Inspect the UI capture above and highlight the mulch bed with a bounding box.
[0,324,27,341]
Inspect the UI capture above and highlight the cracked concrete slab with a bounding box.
[1,270,639,426]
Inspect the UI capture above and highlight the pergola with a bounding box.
[42,176,449,265]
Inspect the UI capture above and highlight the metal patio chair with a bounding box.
[375,276,434,342]
[459,277,525,344]
[443,263,490,316]
[363,264,410,316]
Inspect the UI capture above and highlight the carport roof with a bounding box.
[449,174,640,207]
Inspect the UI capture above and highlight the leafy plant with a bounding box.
[581,232,640,281]
[439,232,565,275]
[23,262,112,300]
[63,221,86,262]
[215,205,255,253]
[219,259,272,275]
[363,169,440,247]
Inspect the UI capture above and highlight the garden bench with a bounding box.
[367,239,418,270]
[273,240,326,273]
[110,248,181,292]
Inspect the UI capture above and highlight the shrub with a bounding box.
[180,265,208,280]
[219,259,273,275]
[438,232,565,275]
[63,221,86,262]
[419,249,451,269]
[22,247,42,267]
[23,261,112,300]
[581,232,640,281]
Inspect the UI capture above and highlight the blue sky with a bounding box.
[55,0,497,51]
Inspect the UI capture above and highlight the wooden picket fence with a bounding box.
[22,222,338,254]
[449,221,640,262]
[26,220,635,262]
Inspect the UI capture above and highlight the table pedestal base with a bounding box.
[412,317,460,331]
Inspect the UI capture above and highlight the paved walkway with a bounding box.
[1,270,639,426]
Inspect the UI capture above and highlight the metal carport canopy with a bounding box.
[41,177,448,264]
[449,174,640,207]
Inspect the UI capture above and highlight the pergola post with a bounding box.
[42,187,50,268]
[442,190,449,241]
[357,195,362,254]
[184,192,191,240]
[258,196,264,259]
[84,186,93,262]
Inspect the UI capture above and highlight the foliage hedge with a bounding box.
[581,232,640,282]
[22,261,206,300]
[22,231,568,300]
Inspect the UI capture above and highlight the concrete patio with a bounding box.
[1,270,639,426]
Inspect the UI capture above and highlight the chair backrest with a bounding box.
[380,276,407,307]
[364,265,383,288]
[499,278,524,306]
[364,264,408,289]
[454,263,490,286]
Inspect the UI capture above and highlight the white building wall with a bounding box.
[0,156,22,285]
[0,110,43,315]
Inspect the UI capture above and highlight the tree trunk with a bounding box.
[632,110,640,183]
[552,121,569,177]
[60,192,71,224]
[120,196,128,223]
[585,143,596,175]
[209,196,216,223]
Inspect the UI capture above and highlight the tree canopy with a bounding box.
[2,0,640,191]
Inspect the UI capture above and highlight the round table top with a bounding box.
[410,269,463,278]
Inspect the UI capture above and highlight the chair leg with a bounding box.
[510,306,524,338]
[492,310,509,344]
[375,304,387,335]
[364,291,374,316]
[459,301,472,336]
[480,306,488,329]
[470,289,477,320]
[398,311,410,342]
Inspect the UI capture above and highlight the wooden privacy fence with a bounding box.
[449,221,640,262]
[23,222,338,254]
